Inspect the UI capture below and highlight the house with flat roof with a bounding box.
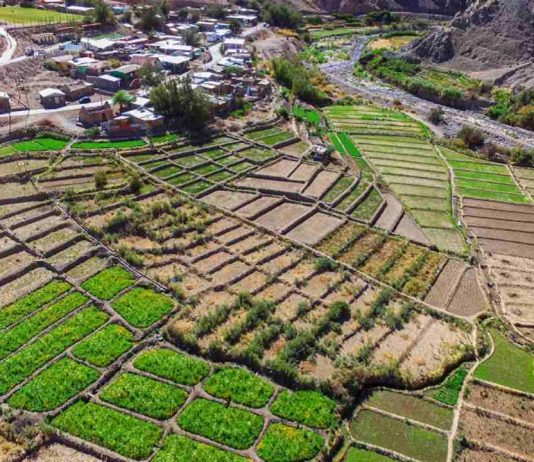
[59,81,94,101]
[156,55,190,74]
[94,74,122,92]
[39,88,66,108]
[79,101,114,126]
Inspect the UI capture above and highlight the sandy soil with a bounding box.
[341,324,389,355]
[256,159,298,177]
[255,202,311,231]
[193,250,234,273]
[236,176,304,193]
[235,196,281,218]
[243,241,287,265]
[459,408,534,459]
[217,225,254,244]
[66,256,107,284]
[202,189,256,211]
[286,212,344,245]
[289,163,318,182]
[23,444,103,462]
[278,260,316,285]
[273,293,309,321]
[259,249,302,274]
[229,234,271,254]
[210,260,251,285]
[301,271,342,299]
[447,268,488,316]
[0,267,54,306]
[394,213,431,245]
[29,227,80,254]
[455,448,518,462]
[230,271,268,294]
[302,170,339,198]
[425,259,465,307]
[466,381,534,424]
[479,238,534,259]
[256,282,291,302]
[0,250,35,278]
[374,193,404,231]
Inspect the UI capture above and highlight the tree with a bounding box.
[176,8,188,20]
[206,4,226,19]
[112,90,135,112]
[458,125,485,149]
[159,0,170,18]
[230,20,242,35]
[139,6,161,33]
[138,65,164,87]
[93,0,114,25]
[183,29,200,47]
[150,76,213,130]
[95,171,108,190]
[429,107,444,125]
[262,2,302,30]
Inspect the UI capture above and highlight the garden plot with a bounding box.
[442,148,530,204]
[279,139,311,157]
[254,201,312,232]
[285,212,344,245]
[0,249,36,280]
[325,105,426,136]
[351,134,464,253]
[0,157,49,178]
[201,189,256,211]
[462,198,534,258]
[425,260,488,316]
[513,166,534,197]
[244,127,296,147]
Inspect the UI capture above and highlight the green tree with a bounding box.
[230,20,242,35]
[159,0,170,17]
[183,29,200,47]
[95,171,108,190]
[94,0,115,25]
[112,90,135,112]
[139,6,162,33]
[138,65,164,87]
[150,77,213,130]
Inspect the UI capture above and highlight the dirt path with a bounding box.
[0,27,16,64]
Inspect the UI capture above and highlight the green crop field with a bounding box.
[323,176,354,203]
[441,148,530,204]
[72,324,135,367]
[81,266,135,300]
[52,401,162,459]
[100,372,188,420]
[181,180,213,195]
[365,390,453,430]
[204,367,274,408]
[238,147,276,163]
[271,390,337,429]
[0,307,108,394]
[0,280,70,329]
[260,131,295,146]
[350,409,448,462]
[72,139,147,150]
[177,399,264,449]
[111,287,175,328]
[475,329,534,394]
[351,187,383,222]
[11,136,69,152]
[8,358,99,412]
[245,127,282,140]
[257,423,324,462]
[0,291,88,360]
[0,6,81,24]
[153,434,248,462]
[133,348,210,385]
[344,447,396,461]
[428,366,468,406]
[293,105,322,125]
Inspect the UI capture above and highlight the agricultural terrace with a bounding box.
[52,346,333,460]
[0,6,81,24]
[441,147,530,204]
[349,388,453,462]
[42,168,474,395]
[513,165,534,197]
[244,126,296,147]
[367,33,420,51]
[125,135,271,197]
[325,105,465,253]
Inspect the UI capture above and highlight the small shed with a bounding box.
[95,74,122,92]
[0,92,10,114]
[39,88,66,108]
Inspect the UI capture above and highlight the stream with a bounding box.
[320,35,534,150]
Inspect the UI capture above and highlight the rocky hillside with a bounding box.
[313,0,467,15]
[409,0,534,87]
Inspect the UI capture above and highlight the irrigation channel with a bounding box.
[320,35,534,150]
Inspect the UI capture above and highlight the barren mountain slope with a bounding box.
[409,0,534,86]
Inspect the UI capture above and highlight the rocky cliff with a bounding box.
[409,0,534,87]
[313,0,467,15]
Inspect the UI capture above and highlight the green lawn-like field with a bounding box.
[100,373,188,420]
[53,401,162,460]
[259,131,295,146]
[81,266,135,300]
[352,187,383,222]
[72,324,134,367]
[178,399,264,450]
[72,139,147,150]
[428,366,468,406]
[8,358,99,412]
[475,329,534,394]
[181,180,212,195]
[256,423,324,462]
[323,176,354,203]
[293,105,321,125]
[203,367,274,408]
[238,147,276,163]
[153,434,248,462]
[0,280,70,329]
[111,287,175,328]
[344,447,396,462]
[12,136,69,152]
[133,348,210,385]
[0,7,81,24]
[365,390,453,430]
[271,390,337,429]
[350,409,448,462]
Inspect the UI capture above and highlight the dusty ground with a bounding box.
[23,443,103,462]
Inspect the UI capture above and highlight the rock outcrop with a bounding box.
[314,0,467,16]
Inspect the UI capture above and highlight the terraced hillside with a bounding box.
[325,105,466,254]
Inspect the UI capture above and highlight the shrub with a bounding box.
[271,390,337,428]
[94,171,108,190]
[257,423,324,462]
[458,125,485,149]
[429,107,444,125]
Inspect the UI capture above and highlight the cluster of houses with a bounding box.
[29,5,270,137]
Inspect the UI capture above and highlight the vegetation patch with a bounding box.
[153,434,248,462]
[256,423,324,462]
[12,136,69,152]
[81,266,135,300]
[71,139,147,150]
[474,329,534,394]
[111,287,175,328]
[133,348,210,385]
[177,399,264,450]
[0,307,108,394]
[350,409,448,462]
[52,401,162,460]
[0,6,81,24]
[0,291,87,360]
[293,106,322,125]
[100,372,188,420]
[428,366,468,406]
[344,447,396,461]
[72,324,135,367]
[365,390,453,430]
[203,367,274,408]
[8,358,99,412]
[0,280,70,329]
[271,390,337,429]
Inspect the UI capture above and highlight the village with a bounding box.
[0,1,272,138]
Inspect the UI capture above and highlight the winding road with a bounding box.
[320,36,534,150]
[0,26,16,64]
